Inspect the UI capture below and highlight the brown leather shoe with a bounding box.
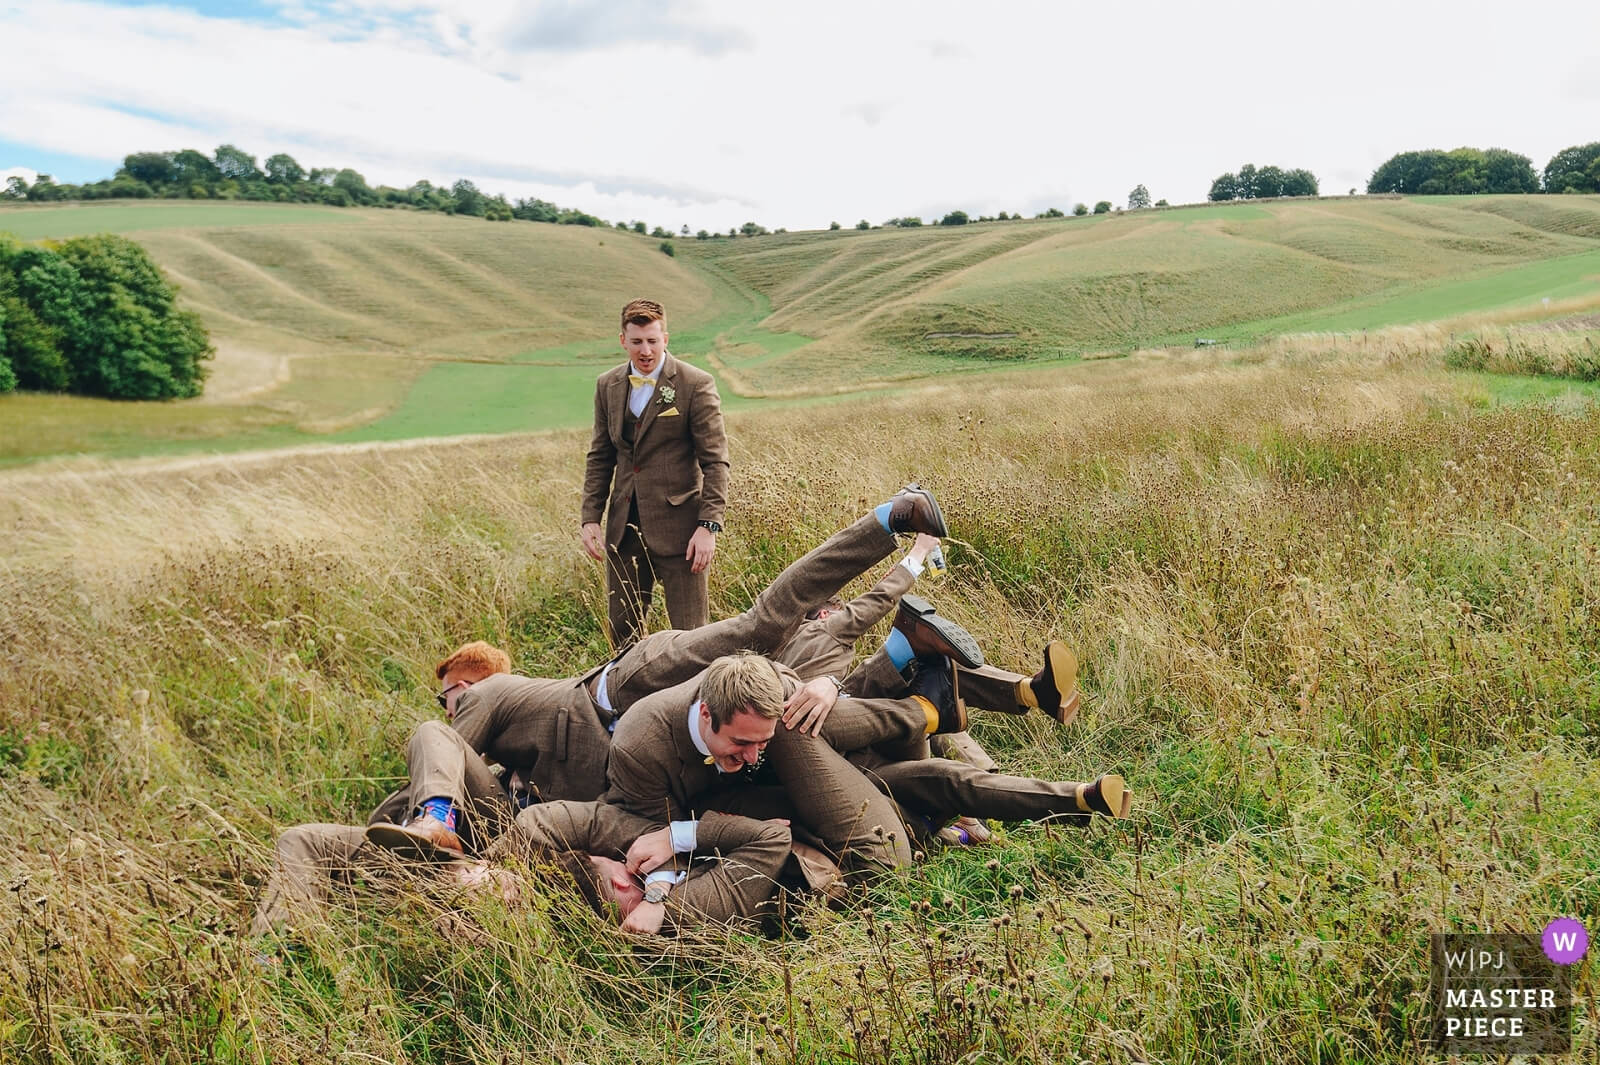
[365,816,465,862]
[1073,774,1131,818]
[885,483,948,537]
[909,655,967,735]
[1024,641,1080,725]
[894,594,984,669]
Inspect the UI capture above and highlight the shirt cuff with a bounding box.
[898,555,925,579]
[669,819,699,853]
[645,869,687,886]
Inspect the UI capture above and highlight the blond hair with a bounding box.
[700,652,785,730]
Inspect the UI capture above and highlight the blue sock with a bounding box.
[874,500,893,533]
[886,628,914,671]
[419,797,457,830]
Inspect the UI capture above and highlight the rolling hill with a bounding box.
[3,194,1599,462]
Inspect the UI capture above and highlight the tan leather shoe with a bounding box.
[1073,774,1131,818]
[365,815,464,862]
[1025,641,1080,725]
[885,483,948,537]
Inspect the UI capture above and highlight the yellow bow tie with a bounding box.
[704,755,716,765]
[629,375,655,388]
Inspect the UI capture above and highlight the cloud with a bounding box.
[503,0,752,56]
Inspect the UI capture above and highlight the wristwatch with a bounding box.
[697,520,723,534]
[642,882,672,905]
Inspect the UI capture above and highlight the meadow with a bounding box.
[4,195,1600,464]
[2,320,1597,1063]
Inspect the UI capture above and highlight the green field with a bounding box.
[4,195,1600,463]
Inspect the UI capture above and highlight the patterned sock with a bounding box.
[419,797,458,831]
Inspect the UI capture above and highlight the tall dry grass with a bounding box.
[2,331,1597,1063]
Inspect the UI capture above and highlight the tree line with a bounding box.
[1367,142,1600,195]
[1,144,609,226]
[0,233,211,399]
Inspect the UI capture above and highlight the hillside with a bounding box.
[3,195,1600,463]
[683,195,1600,393]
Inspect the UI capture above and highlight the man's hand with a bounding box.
[624,826,674,877]
[686,525,717,574]
[621,897,667,935]
[782,676,840,735]
[907,532,941,568]
[580,522,606,561]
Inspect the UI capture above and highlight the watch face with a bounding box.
[644,885,670,904]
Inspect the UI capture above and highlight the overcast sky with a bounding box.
[2,0,1596,231]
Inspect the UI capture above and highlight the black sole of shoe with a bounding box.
[900,594,984,668]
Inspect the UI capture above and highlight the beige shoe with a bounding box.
[366,816,464,862]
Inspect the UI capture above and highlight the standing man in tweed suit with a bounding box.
[582,298,729,648]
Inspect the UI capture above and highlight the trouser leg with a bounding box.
[856,756,1087,824]
[953,664,1030,715]
[930,731,1000,772]
[406,720,517,851]
[766,727,912,873]
[250,823,369,936]
[607,513,898,710]
[652,548,710,632]
[606,526,654,649]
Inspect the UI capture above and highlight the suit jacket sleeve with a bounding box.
[822,564,914,647]
[581,376,617,527]
[689,371,729,526]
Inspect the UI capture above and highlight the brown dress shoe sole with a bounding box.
[898,595,984,668]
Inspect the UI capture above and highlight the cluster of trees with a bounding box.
[1208,164,1319,201]
[0,144,608,227]
[0,234,211,399]
[1368,142,1600,195]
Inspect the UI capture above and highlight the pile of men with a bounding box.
[253,485,1131,939]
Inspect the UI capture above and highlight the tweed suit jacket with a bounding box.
[602,663,804,824]
[365,669,612,826]
[773,564,914,680]
[581,353,729,556]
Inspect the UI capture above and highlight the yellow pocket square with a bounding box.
[659,407,681,417]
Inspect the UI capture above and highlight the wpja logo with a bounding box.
[1429,922,1584,1054]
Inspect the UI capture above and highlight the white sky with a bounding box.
[1,0,1596,231]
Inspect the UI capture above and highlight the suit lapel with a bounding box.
[633,353,675,446]
[608,365,628,447]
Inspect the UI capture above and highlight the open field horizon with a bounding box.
[3,323,1598,1062]
[4,194,1600,465]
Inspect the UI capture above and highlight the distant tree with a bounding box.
[1544,142,1600,193]
[829,220,842,230]
[885,216,922,227]
[317,185,351,207]
[996,211,1009,221]
[1072,203,1088,216]
[1128,184,1151,209]
[1368,147,1535,195]
[632,221,647,234]
[121,152,176,186]
[556,209,604,226]
[512,196,561,222]
[739,221,768,236]
[170,149,219,188]
[307,167,337,186]
[264,153,305,185]
[451,179,484,216]
[728,227,738,237]
[939,210,969,226]
[3,176,27,199]
[25,175,64,202]
[213,144,260,182]
[334,168,374,205]
[856,219,870,230]
[651,226,670,238]
[1155,198,1169,207]
[659,240,675,257]
[615,221,630,230]
[1092,200,1112,214]
[696,229,710,240]
[1208,172,1237,201]
[1037,207,1065,218]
